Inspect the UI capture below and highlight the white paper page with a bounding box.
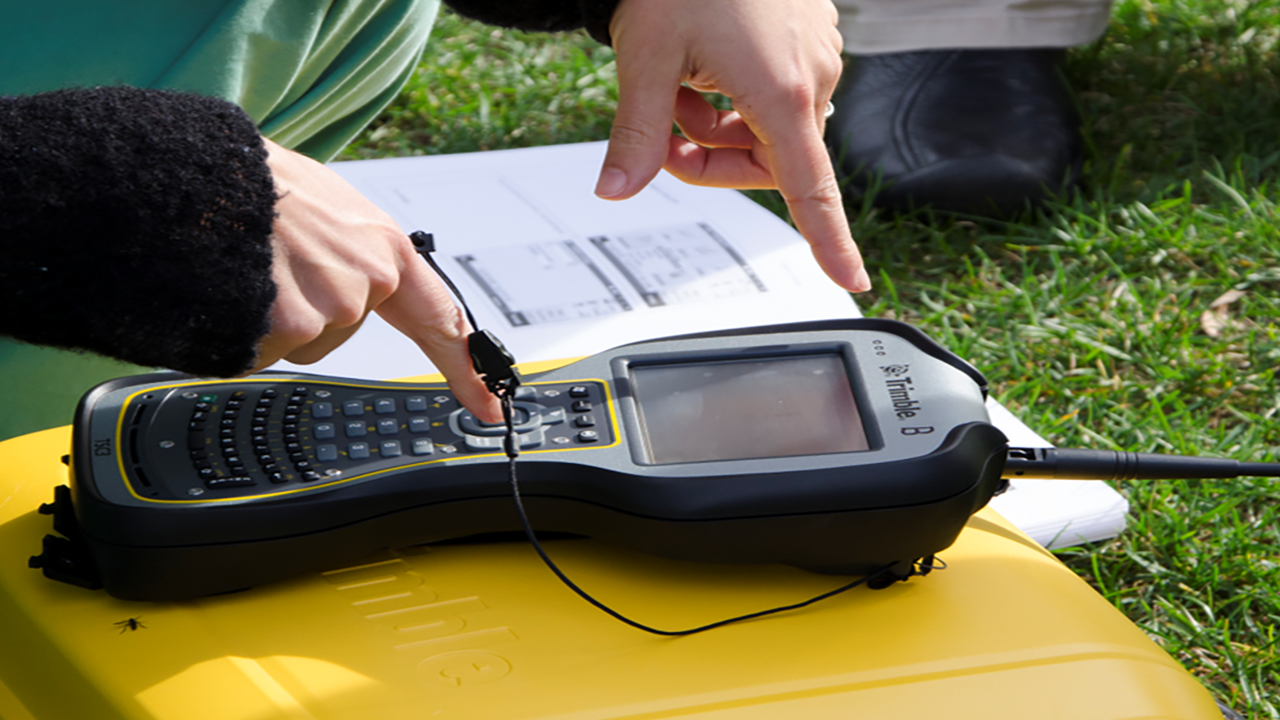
[272,141,1129,549]
[275,142,859,379]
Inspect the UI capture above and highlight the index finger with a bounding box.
[749,104,870,293]
[375,247,504,424]
[595,41,686,200]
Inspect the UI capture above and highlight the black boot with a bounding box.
[826,48,1082,216]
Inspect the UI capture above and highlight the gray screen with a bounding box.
[630,354,869,464]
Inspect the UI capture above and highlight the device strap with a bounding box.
[412,231,934,635]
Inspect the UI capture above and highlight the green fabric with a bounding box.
[0,0,439,440]
[0,0,439,158]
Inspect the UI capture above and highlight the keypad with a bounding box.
[164,379,611,499]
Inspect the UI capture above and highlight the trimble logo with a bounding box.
[880,364,910,378]
[883,370,922,420]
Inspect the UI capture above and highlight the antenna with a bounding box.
[1002,447,1280,481]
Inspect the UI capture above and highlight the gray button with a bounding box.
[458,412,501,436]
[377,418,398,436]
[405,396,428,412]
[540,407,566,425]
[380,440,402,457]
[465,428,545,451]
[463,434,503,451]
[375,398,396,415]
[459,408,530,436]
[345,420,367,438]
[577,430,599,443]
[343,400,364,417]
[411,438,434,456]
[348,442,370,459]
[316,444,338,462]
[409,417,430,433]
[514,386,537,400]
[314,422,336,440]
[312,402,333,418]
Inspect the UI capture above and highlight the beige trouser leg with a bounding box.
[832,0,1113,54]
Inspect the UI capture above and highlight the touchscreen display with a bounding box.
[630,354,869,464]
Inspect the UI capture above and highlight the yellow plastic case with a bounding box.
[1,424,1222,719]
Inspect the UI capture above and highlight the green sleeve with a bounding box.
[0,0,439,160]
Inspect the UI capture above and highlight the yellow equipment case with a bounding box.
[0,425,1223,720]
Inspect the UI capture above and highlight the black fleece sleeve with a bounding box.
[0,86,278,377]
[444,0,621,45]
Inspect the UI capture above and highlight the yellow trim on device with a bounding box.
[113,372,620,505]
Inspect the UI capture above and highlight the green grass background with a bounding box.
[346,2,1280,714]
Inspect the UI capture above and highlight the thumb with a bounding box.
[596,49,684,200]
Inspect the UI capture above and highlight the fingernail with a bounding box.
[595,167,628,199]
[852,266,872,293]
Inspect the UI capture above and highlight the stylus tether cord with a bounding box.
[412,231,921,635]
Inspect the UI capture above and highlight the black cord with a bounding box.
[495,390,902,635]
[413,230,924,636]
[410,231,480,332]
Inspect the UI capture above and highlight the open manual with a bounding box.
[274,141,1128,550]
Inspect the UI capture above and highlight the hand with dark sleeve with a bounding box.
[0,87,501,422]
[0,87,277,377]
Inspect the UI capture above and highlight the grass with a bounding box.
[347,4,1280,715]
